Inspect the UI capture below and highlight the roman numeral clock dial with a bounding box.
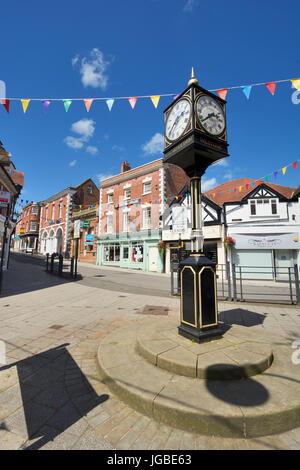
[165,98,191,141]
[196,95,225,136]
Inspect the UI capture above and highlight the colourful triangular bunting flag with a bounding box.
[291,79,300,91]
[2,99,10,113]
[84,99,93,112]
[242,86,252,99]
[217,89,228,100]
[150,96,160,108]
[128,97,137,109]
[63,99,72,112]
[293,162,298,170]
[282,167,287,175]
[274,171,278,179]
[265,82,276,95]
[21,99,30,113]
[106,99,114,111]
[42,100,51,113]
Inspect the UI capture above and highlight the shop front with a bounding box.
[97,230,164,272]
[230,232,300,280]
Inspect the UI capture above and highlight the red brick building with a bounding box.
[16,202,41,253]
[39,178,99,257]
[71,205,98,264]
[97,159,188,272]
[0,141,24,269]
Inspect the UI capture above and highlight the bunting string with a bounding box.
[2,77,300,113]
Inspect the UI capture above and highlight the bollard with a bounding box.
[58,255,63,276]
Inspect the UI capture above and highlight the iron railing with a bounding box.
[171,262,300,305]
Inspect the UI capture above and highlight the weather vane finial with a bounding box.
[188,67,198,86]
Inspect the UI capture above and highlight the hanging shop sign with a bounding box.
[74,220,81,239]
[0,191,10,207]
[85,234,94,245]
[81,220,90,228]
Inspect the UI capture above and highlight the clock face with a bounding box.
[165,98,191,141]
[196,95,225,136]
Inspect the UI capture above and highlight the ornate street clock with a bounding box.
[163,69,230,343]
[164,69,229,178]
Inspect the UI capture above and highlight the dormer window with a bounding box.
[250,198,278,216]
[87,186,93,195]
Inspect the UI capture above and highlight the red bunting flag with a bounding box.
[84,99,93,112]
[265,82,276,95]
[258,179,262,185]
[128,97,137,109]
[2,99,10,113]
[217,89,228,100]
[293,162,298,170]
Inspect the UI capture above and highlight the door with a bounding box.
[148,246,158,272]
[275,250,293,280]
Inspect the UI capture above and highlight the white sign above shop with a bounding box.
[232,233,300,250]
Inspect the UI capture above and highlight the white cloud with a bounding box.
[64,136,84,150]
[112,144,125,152]
[69,160,77,167]
[96,173,114,184]
[213,159,229,167]
[183,0,196,12]
[202,177,218,192]
[72,48,113,90]
[71,118,95,141]
[142,133,164,155]
[86,146,98,155]
[223,172,233,180]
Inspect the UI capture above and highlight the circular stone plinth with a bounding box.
[136,324,273,380]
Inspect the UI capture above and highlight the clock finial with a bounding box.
[188,67,198,86]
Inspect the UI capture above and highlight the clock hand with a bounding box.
[201,112,214,123]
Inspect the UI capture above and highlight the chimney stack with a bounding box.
[121,161,131,173]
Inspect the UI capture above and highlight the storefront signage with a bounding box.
[0,190,10,207]
[74,219,81,239]
[172,206,188,234]
[20,228,25,234]
[232,233,300,250]
[85,234,94,245]
[81,220,90,228]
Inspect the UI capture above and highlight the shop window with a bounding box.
[132,243,143,263]
[123,246,129,259]
[104,244,120,262]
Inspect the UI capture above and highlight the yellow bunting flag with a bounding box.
[239,186,242,192]
[291,79,300,91]
[21,99,30,113]
[282,167,287,175]
[150,96,160,108]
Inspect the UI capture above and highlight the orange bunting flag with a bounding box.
[150,96,160,108]
[217,89,228,100]
[128,97,137,109]
[291,79,300,91]
[282,167,287,175]
[293,162,298,170]
[21,99,30,113]
[265,82,276,95]
[2,99,10,113]
[84,99,93,112]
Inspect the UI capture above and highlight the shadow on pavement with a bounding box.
[218,308,266,327]
[0,344,109,450]
[1,254,82,298]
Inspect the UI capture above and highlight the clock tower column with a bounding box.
[163,69,229,342]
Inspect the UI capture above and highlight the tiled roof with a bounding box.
[204,178,296,205]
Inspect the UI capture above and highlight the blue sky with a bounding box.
[0,0,300,206]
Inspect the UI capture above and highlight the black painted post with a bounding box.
[70,256,74,278]
[294,264,300,304]
[46,253,49,271]
[58,255,63,276]
[50,254,55,272]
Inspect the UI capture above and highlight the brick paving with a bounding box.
[0,256,300,449]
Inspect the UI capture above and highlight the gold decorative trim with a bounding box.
[180,266,197,328]
[198,266,218,328]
